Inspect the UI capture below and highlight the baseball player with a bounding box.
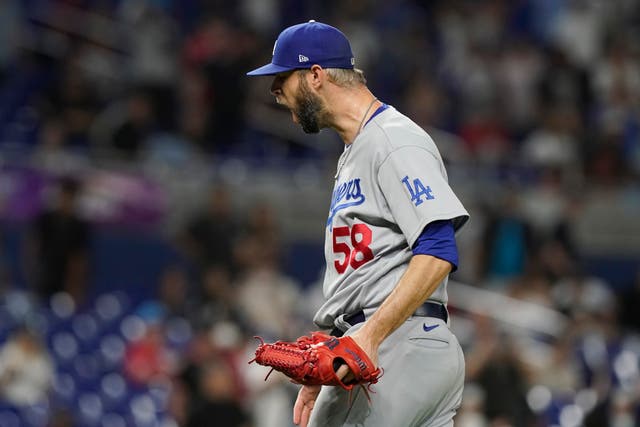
[247,20,469,427]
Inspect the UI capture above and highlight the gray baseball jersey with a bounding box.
[314,105,469,330]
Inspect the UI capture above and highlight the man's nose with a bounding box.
[270,80,282,96]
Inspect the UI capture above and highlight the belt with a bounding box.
[331,301,448,337]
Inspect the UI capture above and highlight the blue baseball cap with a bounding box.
[247,20,355,76]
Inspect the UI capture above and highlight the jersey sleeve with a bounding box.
[412,220,459,271]
[377,145,469,247]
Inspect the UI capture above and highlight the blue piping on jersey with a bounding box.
[364,103,389,127]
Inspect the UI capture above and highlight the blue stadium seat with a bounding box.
[99,334,126,369]
[101,413,127,427]
[100,373,128,412]
[0,410,20,427]
[77,392,104,427]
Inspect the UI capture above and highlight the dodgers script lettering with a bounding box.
[327,178,365,228]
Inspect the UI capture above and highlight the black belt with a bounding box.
[331,301,448,337]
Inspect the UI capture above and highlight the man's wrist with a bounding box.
[357,316,393,348]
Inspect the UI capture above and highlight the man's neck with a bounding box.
[326,87,379,145]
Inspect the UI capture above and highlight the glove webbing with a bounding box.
[250,337,319,381]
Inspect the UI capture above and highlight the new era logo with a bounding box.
[298,54,309,63]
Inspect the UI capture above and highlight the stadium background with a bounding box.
[0,0,638,426]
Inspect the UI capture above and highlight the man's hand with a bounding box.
[293,384,321,427]
[335,329,379,383]
[286,330,381,426]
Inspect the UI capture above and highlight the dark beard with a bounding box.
[294,81,323,134]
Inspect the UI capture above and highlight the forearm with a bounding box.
[358,254,452,347]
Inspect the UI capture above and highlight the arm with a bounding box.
[350,254,452,365]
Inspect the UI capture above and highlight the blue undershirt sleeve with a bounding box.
[411,220,459,271]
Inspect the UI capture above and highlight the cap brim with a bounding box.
[246,62,294,76]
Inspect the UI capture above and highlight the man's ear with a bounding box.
[308,64,325,89]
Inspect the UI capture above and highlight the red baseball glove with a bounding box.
[249,332,381,391]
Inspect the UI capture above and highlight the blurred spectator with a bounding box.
[0,0,23,84]
[242,338,294,427]
[178,68,212,147]
[166,376,191,427]
[465,315,536,426]
[119,0,180,88]
[479,190,534,283]
[458,108,511,165]
[110,89,157,159]
[585,137,630,187]
[534,240,577,284]
[234,202,302,340]
[456,44,501,119]
[520,106,582,171]
[592,35,640,112]
[555,274,618,342]
[239,0,279,36]
[519,168,572,248]
[38,51,100,150]
[48,409,76,427]
[403,74,451,131]
[607,389,638,427]
[454,383,489,427]
[121,265,193,386]
[179,329,233,400]
[619,269,640,333]
[330,3,380,74]
[116,0,180,146]
[181,185,238,275]
[90,86,168,160]
[191,264,245,331]
[569,280,621,403]
[234,232,302,340]
[31,115,90,175]
[185,357,251,427]
[25,177,91,304]
[183,17,257,151]
[402,74,471,166]
[0,328,53,406]
[234,200,281,271]
[0,228,11,292]
[529,330,582,396]
[551,0,605,68]
[507,270,554,308]
[123,322,174,386]
[496,38,544,134]
[155,264,194,319]
[177,322,250,425]
[537,46,592,121]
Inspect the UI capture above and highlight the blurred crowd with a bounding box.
[0,0,639,426]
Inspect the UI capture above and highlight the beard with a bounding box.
[293,78,325,134]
